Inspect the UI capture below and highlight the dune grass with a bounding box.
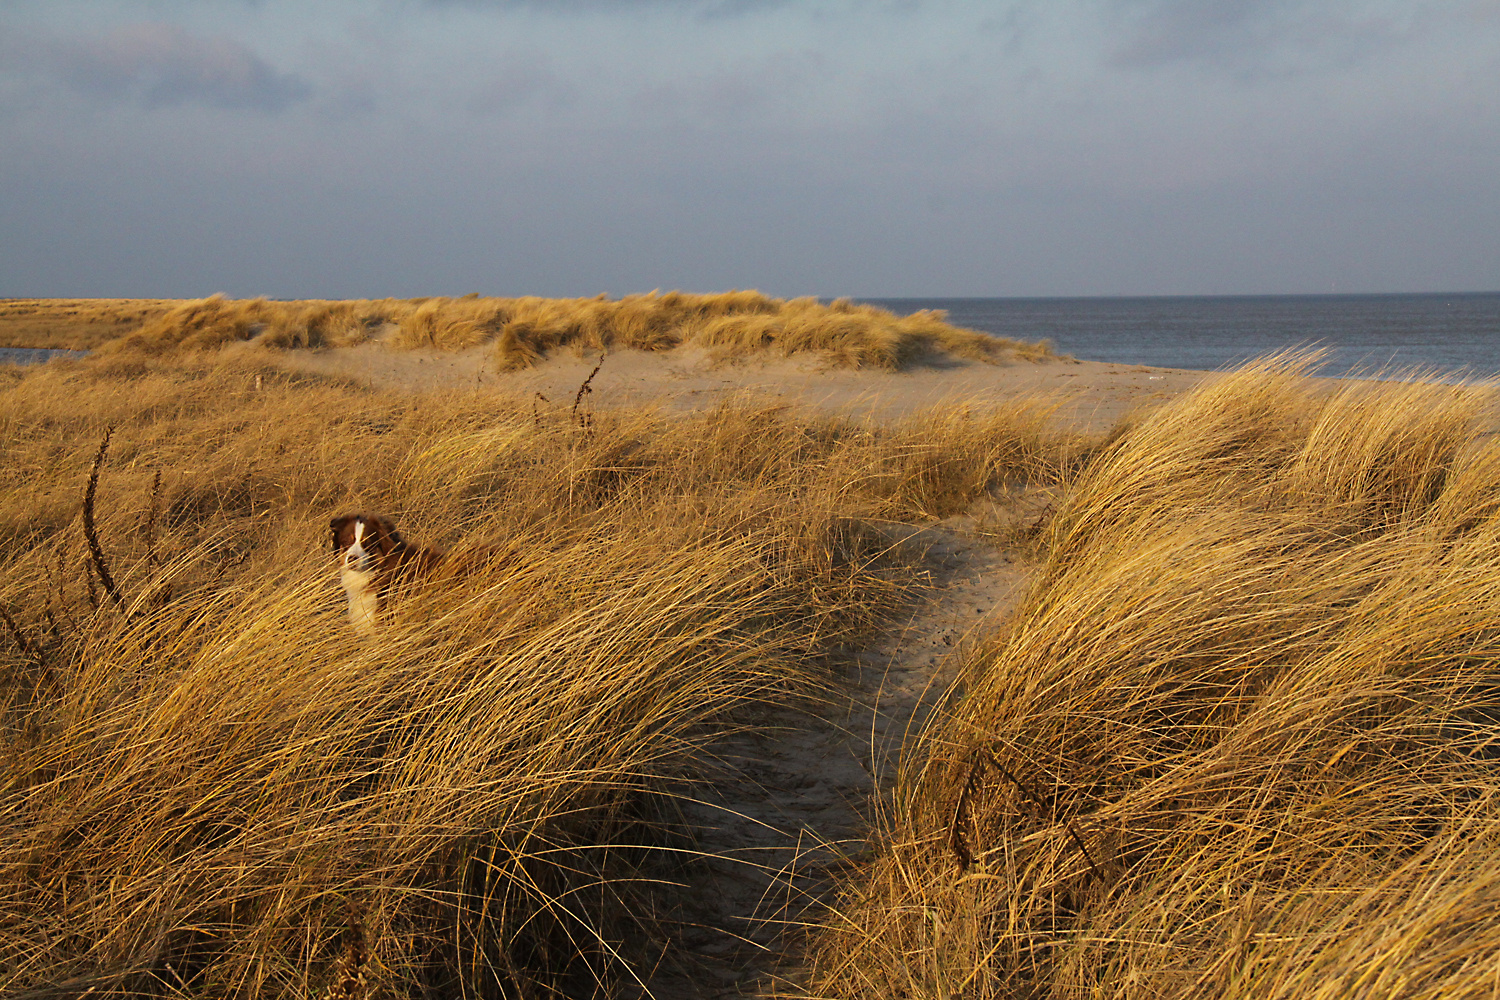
[0,299,177,351]
[796,356,1500,999]
[0,352,1081,997]
[19,339,1498,998]
[87,291,1058,371]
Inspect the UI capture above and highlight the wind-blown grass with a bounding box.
[92,291,1059,370]
[799,356,1500,999]
[0,354,1081,997]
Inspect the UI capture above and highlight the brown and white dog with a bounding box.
[330,513,443,634]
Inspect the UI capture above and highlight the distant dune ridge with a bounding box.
[71,290,1059,369]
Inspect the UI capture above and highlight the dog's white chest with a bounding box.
[341,567,380,636]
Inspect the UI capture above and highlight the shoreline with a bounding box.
[263,342,1500,435]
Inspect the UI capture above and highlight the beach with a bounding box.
[7,299,1500,997]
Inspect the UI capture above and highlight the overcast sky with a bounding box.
[2,0,1497,298]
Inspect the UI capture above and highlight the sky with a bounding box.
[1,0,1498,299]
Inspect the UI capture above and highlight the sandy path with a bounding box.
[641,516,1032,998]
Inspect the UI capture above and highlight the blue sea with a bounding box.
[865,293,1500,381]
[0,347,88,365]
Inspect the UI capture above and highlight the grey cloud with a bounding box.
[422,0,790,15]
[465,58,574,115]
[43,22,311,112]
[626,49,827,127]
[1111,0,1272,66]
[1105,0,1413,73]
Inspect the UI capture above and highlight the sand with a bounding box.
[270,342,1211,435]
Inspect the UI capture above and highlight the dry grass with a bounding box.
[84,292,1059,370]
[0,352,1079,997]
[798,356,1500,999]
[0,299,177,351]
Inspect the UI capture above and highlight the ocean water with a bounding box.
[865,293,1500,380]
[0,347,89,365]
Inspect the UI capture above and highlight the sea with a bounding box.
[0,347,88,366]
[864,293,1500,381]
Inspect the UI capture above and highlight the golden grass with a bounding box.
[85,292,1059,370]
[0,353,1079,997]
[0,299,177,351]
[798,356,1500,999]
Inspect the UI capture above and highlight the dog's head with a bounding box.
[330,513,406,573]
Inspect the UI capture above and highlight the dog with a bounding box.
[330,513,443,634]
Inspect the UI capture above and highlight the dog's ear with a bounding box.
[369,515,407,553]
[330,515,353,553]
